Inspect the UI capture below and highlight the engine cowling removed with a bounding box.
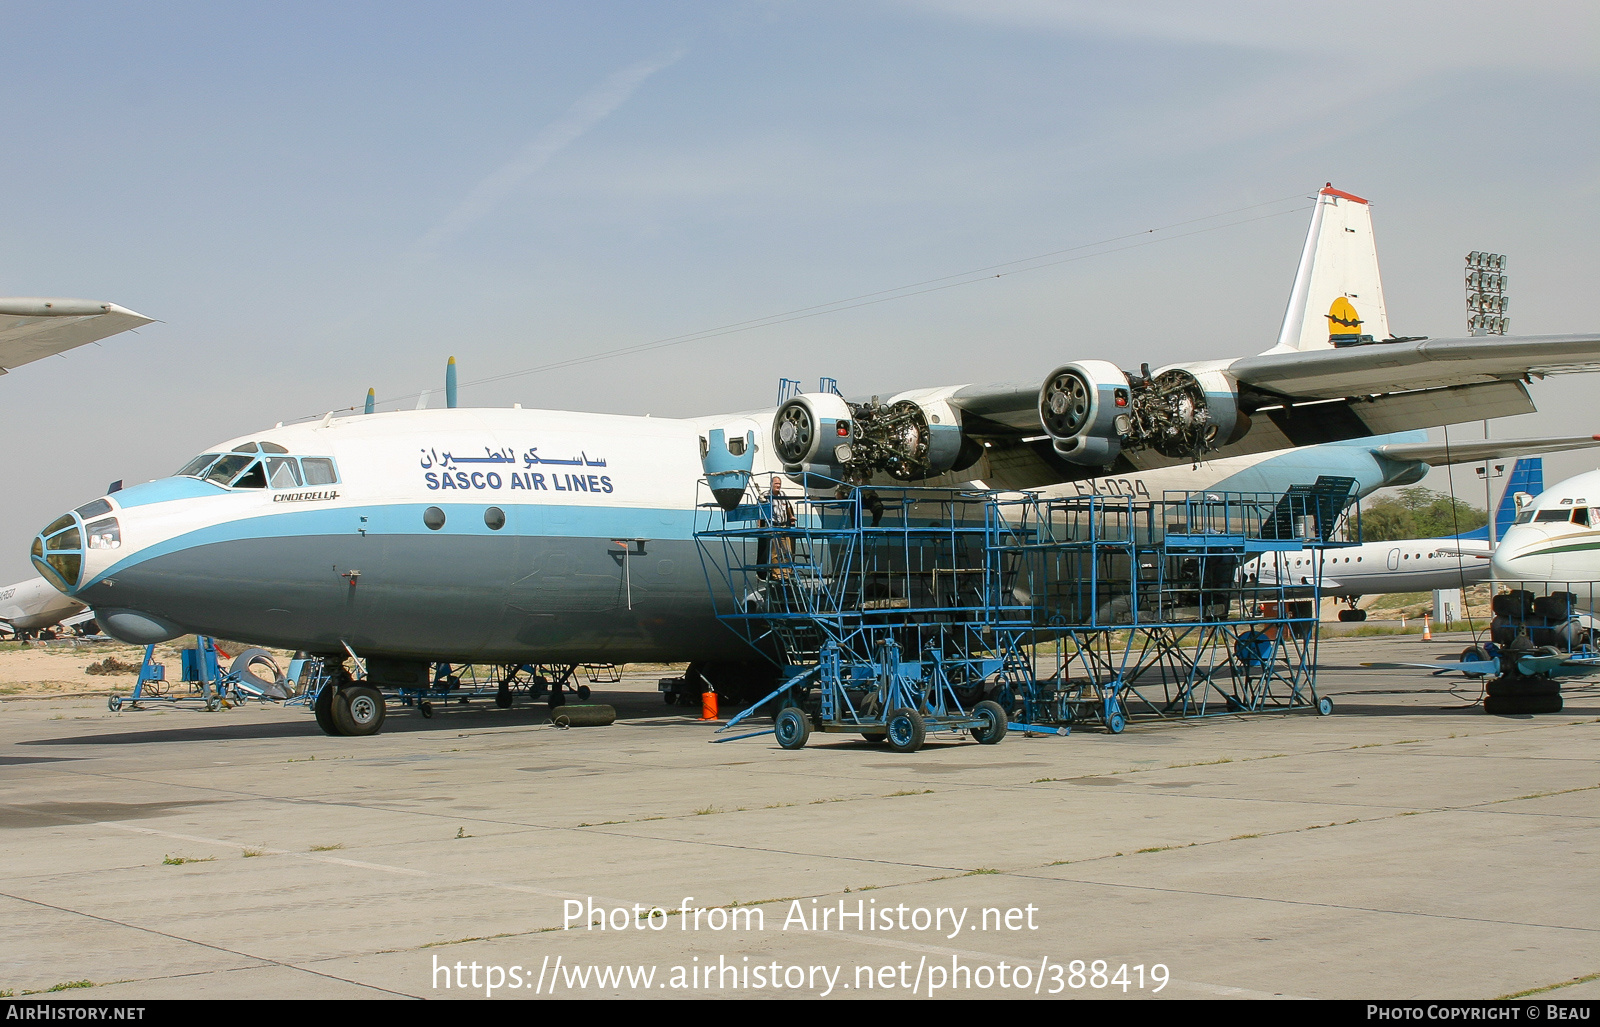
[1039,361,1242,467]
[772,393,974,485]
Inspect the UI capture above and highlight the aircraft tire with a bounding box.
[577,685,591,700]
[860,732,888,744]
[333,685,386,736]
[884,709,925,753]
[1484,694,1563,716]
[1486,679,1562,698]
[313,684,344,736]
[969,700,1008,745]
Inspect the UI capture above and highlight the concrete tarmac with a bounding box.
[0,632,1595,1001]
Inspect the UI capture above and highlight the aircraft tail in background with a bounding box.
[1451,457,1543,542]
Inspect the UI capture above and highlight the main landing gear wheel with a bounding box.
[577,685,592,701]
[313,685,342,736]
[860,732,888,745]
[333,685,386,736]
[495,688,513,709]
[885,708,926,753]
[969,700,1008,745]
[774,707,811,750]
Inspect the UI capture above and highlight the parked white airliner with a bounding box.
[31,185,1600,734]
[1255,457,1547,619]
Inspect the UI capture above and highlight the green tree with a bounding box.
[1358,487,1487,542]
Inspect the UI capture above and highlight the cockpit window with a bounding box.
[1515,509,1534,525]
[75,499,112,519]
[231,461,268,489]
[205,454,253,484]
[1535,509,1570,522]
[232,443,259,453]
[177,454,221,477]
[266,457,302,488]
[260,441,289,454]
[1573,507,1590,526]
[302,458,338,485]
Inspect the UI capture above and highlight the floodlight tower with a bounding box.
[1466,251,1508,336]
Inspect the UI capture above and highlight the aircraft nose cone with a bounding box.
[1491,530,1555,583]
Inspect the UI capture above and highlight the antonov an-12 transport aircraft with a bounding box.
[31,186,1600,734]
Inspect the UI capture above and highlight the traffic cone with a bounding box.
[700,686,719,722]
[1422,615,1432,641]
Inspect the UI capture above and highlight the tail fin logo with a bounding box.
[1326,296,1370,345]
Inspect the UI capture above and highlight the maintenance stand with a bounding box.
[696,478,1355,750]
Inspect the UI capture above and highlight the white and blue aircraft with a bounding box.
[1254,456,1558,620]
[30,185,1600,734]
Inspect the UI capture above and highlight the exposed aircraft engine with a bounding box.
[773,393,974,485]
[1039,361,1242,467]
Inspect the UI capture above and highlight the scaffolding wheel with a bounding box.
[885,708,926,753]
[970,700,1008,745]
[495,689,513,709]
[1106,711,1126,735]
[774,707,811,750]
[420,701,434,719]
[108,696,122,712]
[1317,696,1334,716]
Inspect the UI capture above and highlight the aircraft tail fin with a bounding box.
[1496,457,1543,537]
[1450,457,1542,541]
[1263,184,1391,355]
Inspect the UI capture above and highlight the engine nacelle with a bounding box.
[1040,362,1244,466]
[773,393,854,484]
[771,392,978,486]
[1038,361,1131,466]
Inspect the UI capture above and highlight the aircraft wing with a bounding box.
[1228,334,1600,403]
[1372,434,1600,466]
[0,298,154,374]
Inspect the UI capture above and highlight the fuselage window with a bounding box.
[302,458,338,485]
[485,507,506,530]
[266,458,303,489]
[424,506,446,530]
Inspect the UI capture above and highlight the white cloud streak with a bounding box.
[412,48,686,256]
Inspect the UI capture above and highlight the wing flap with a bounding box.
[1374,434,1600,466]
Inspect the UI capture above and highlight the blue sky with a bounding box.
[2,1,1596,577]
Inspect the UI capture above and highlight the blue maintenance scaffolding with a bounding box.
[696,477,1357,748]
